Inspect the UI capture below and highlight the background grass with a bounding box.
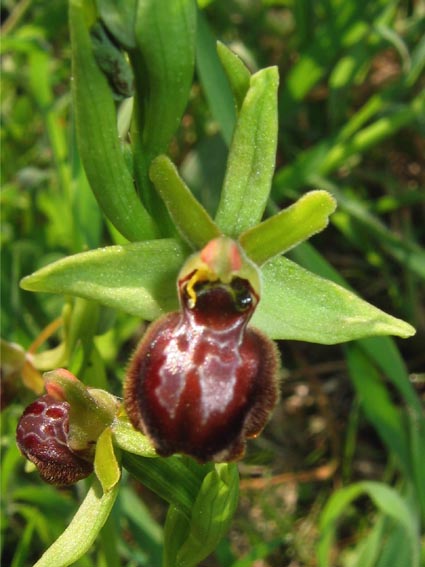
[1,0,424,565]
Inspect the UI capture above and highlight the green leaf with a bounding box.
[132,0,196,160]
[94,428,121,493]
[69,0,158,241]
[195,11,236,145]
[345,344,411,474]
[239,190,337,265]
[96,0,137,49]
[150,155,222,249]
[215,66,279,237]
[33,479,119,567]
[163,506,191,567]
[252,256,416,343]
[20,239,187,320]
[175,463,239,567]
[317,482,420,567]
[130,0,196,225]
[122,452,210,519]
[216,41,251,111]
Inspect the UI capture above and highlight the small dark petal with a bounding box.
[16,394,93,485]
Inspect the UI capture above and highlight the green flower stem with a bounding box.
[69,0,158,241]
[215,66,279,237]
[239,190,337,265]
[33,479,119,567]
[150,155,222,249]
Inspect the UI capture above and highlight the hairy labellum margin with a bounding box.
[125,238,280,462]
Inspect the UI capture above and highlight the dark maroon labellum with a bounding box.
[125,239,280,462]
[16,394,93,485]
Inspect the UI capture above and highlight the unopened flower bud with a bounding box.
[16,394,93,485]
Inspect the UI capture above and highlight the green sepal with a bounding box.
[20,239,188,321]
[216,41,251,111]
[94,427,121,493]
[252,256,415,343]
[239,190,337,265]
[175,463,240,567]
[69,0,158,241]
[33,479,119,567]
[215,66,279,237]
[150,155,222,249]
[20,239,415,343]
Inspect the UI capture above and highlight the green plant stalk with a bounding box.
[69,0,158,241]
[33,480,119,567]
[163,506,190,567]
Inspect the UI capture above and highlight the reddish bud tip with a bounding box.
[16,394,93,485]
